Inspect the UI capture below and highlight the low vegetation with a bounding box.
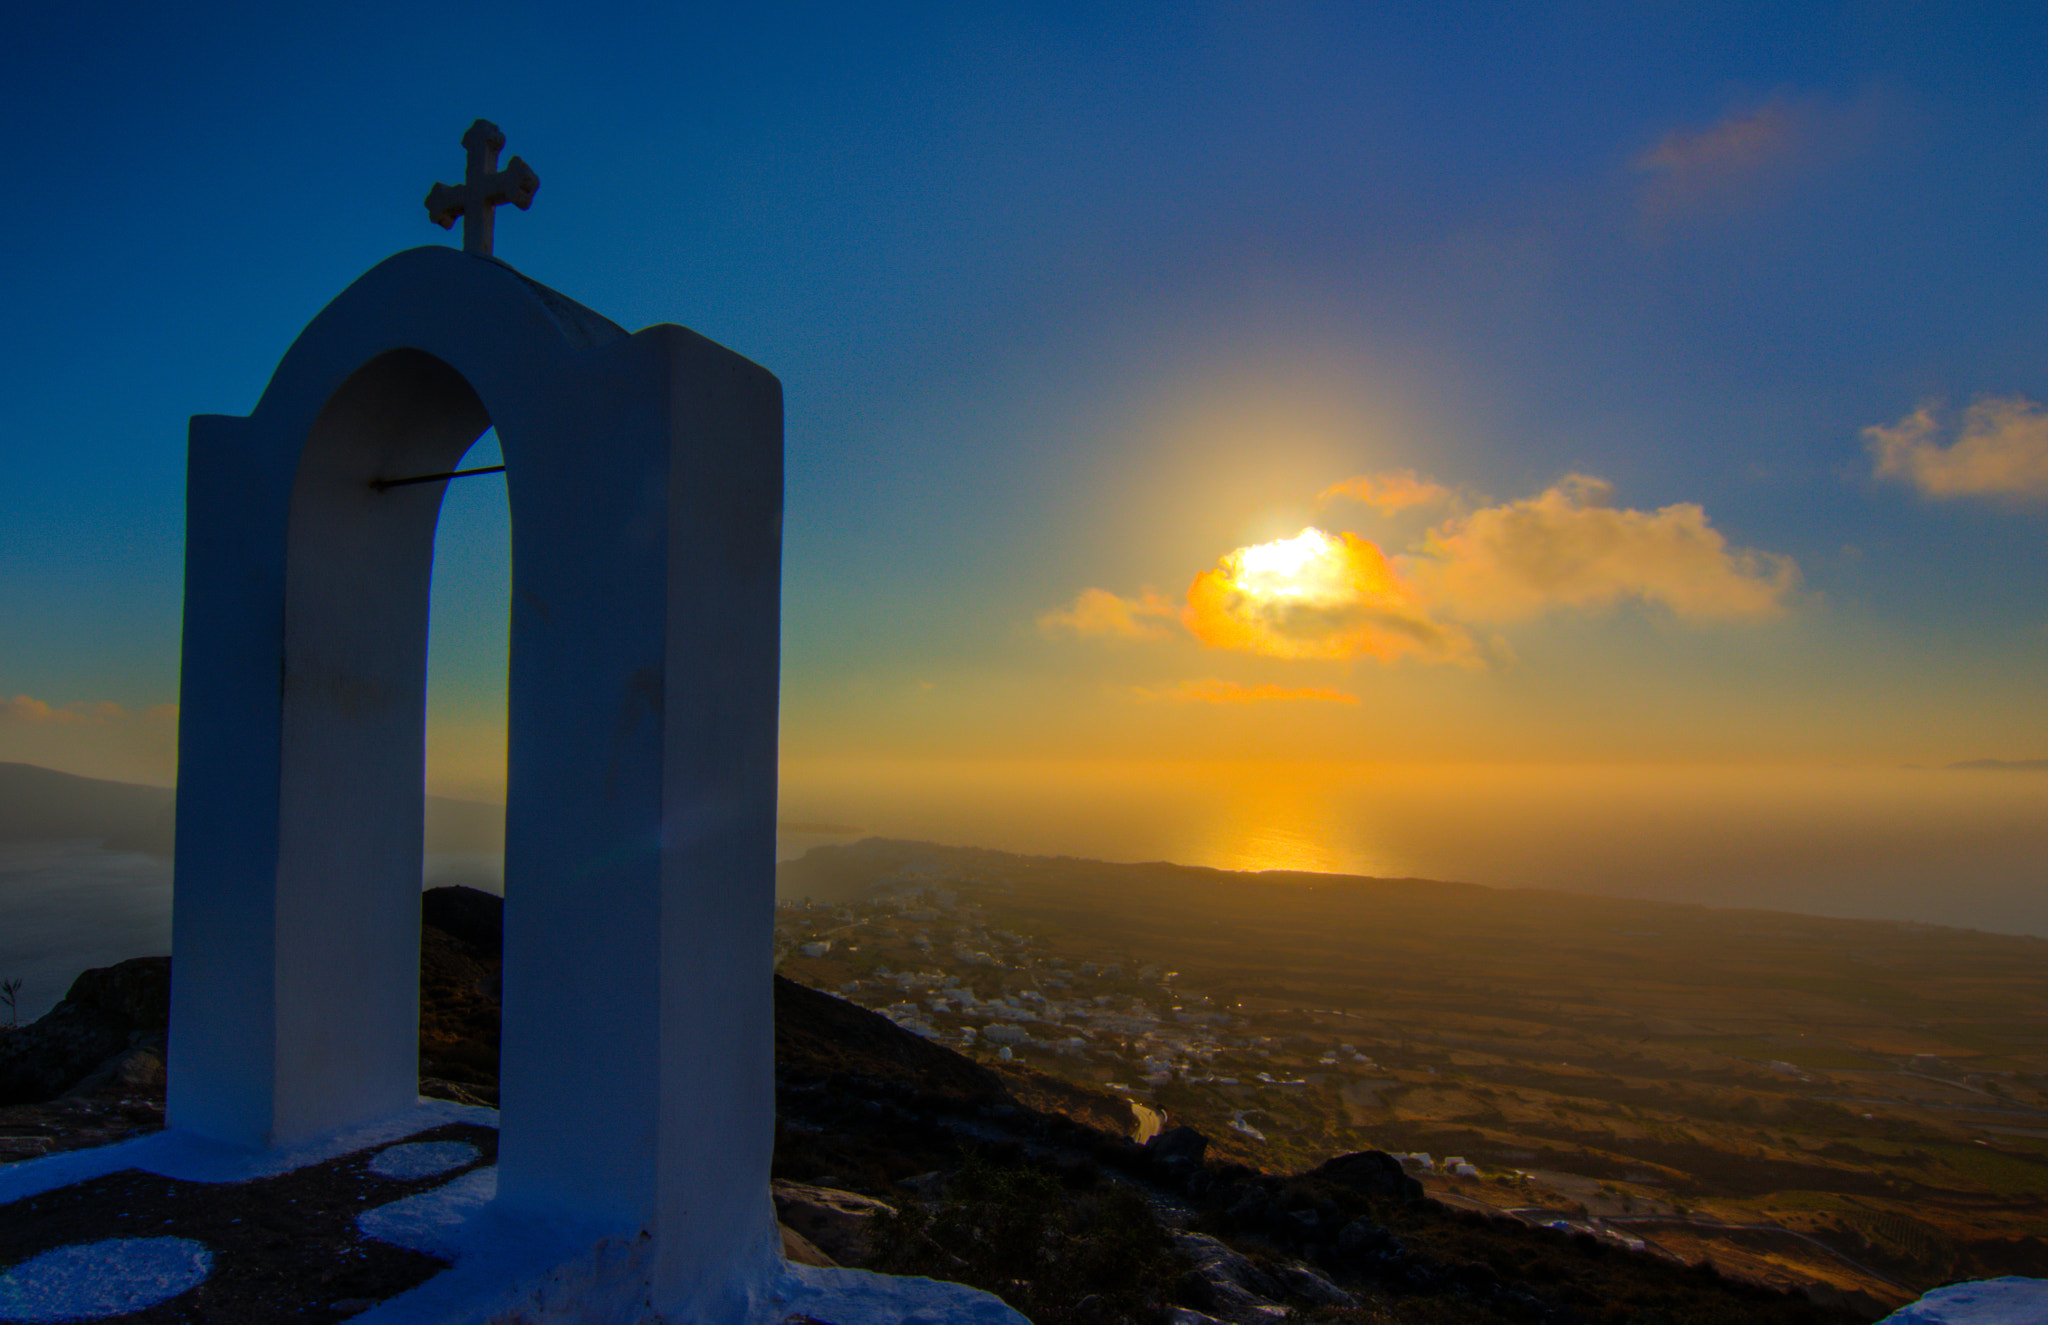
[868,1155,1185,1325]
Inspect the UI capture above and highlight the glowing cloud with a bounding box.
[1633,98,1807,227]
[1632,91,1886,227]
[1,696,151,725]
[1183,528,1472,663]
[1041,475,1793,677]
[1318,470,1451,514]
[1404,476,1797,621]
[1037,587,1175,640]
[1134,678,1359,705]
[1637,102,1795,184]
[1865,397,2048,499]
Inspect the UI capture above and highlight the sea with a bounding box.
[2,761,2042,1022]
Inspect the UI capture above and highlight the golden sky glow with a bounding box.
[1132,678,1360,706]
[6,16,2046,886]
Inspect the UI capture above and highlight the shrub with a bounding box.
[869,1155,1185,1325]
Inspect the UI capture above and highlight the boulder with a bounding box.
[1172,1232,1289,1309]
[0,957,171,1104]
[63,1034,166,1099]
[0,1002,130,1104]
[1306,1149,1425,1202]
[64,956,171,1030]
[771,1180,898,1266]
[422,885,503,956]
[1279,1263,1357,1308]
[779,1224,837,1268]
[1225,1186,1274,1230]
[1335,1217,1392,1260]
[1145,1123,1209,1166]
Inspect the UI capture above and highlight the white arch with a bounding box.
[168,245,784,1310]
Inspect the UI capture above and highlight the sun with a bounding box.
[1185,524,1454,662]
[1226,528,1346,602]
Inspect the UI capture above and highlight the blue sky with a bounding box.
[5,2,2048,796]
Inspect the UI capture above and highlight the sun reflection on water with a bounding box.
[1176,777,1400,877]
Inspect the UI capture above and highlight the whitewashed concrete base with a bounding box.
[356,1195,1029,1325]
[0,1104,1026,1325]
[1876,1277,2048,1325]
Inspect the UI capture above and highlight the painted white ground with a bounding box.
[0,1100,496,1206]
[357,1166,499,1262]
[1878,1277,2048,1324]
[0,1237,211,1322]
[352,1160,1028,1324]
[370,1141,481,1180]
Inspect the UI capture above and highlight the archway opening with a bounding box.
[419,426,510,1107]
[261,346,491,1137]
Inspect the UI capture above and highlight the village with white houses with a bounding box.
[778,863,1498,1176]
[773,837,2048,1307]
[772,855,1373,1151]
[781,886,1247,1092]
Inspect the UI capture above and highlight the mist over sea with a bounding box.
[2,762,2041,1021]
[0,842,174,1024]
[0,825,864,1022]
[777,760,2048,938]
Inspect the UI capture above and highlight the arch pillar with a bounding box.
[168,247,783,1306]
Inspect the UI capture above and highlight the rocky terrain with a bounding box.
[0,953,170,1160]
[0,888,1876,1323]
[765,983,1868,1324]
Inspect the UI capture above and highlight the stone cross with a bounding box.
[424,119,539,257]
